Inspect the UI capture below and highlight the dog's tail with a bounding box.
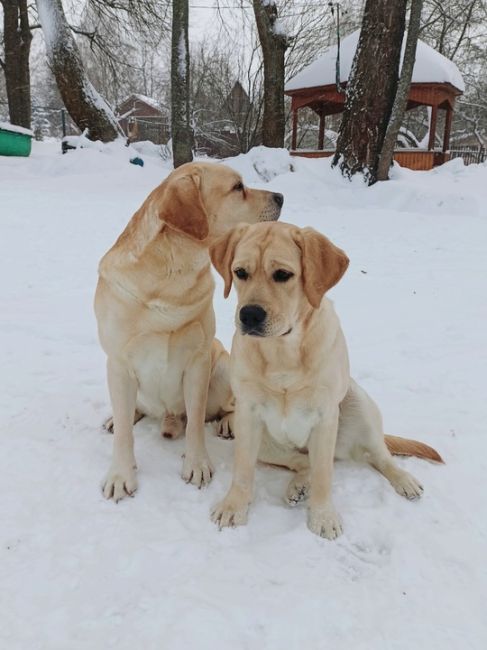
[384,435,444,463]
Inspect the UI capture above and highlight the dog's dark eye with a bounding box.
[234,268,249,280]
[273,269,294,283]
[233,182,244,192]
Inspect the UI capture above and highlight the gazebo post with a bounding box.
[318,110,325,150]
[291,107,298,151]
[442,105,453,153]
[428,105,438,151]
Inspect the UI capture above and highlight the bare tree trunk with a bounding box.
[36,0,119,142]
[332,0,408,185]
[0,0,32,129]
[171,0,193,167]
[252,1,288,148]
[377,0,423,181]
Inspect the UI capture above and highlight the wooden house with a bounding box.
[117,94,170,144]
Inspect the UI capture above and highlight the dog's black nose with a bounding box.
[239,304,267,330]
[273,193,284,209]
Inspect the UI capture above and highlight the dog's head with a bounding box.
[144,162,283,243]
[210,222,349,338]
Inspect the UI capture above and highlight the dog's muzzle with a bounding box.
[260,193,284,222]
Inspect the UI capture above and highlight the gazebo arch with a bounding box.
[285,31,464,171]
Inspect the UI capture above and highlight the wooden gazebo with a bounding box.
[285,31,464,171]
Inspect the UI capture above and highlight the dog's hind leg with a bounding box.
[104,409,144,434]
[161,413,186,439]
[369,452,424,500]
[206,339,235,439]
[213,411,234,439]
[339,380,423,500]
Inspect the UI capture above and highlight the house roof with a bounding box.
[285,30,464,93]
[118,94,168,113]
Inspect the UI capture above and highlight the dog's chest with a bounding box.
[257,398,321,449]
[128,321,206,418]
[129,335,182,417]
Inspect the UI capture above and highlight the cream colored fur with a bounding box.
[210,222,426,539]
[95,162,282,500]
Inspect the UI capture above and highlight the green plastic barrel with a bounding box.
[0,124,33,157]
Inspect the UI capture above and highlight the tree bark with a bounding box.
[252,1,289,148]
[1,0,32,129]
[171,0,193,167]
[377,0,423,181]
[36,0,119,142]
[332,0,408,185]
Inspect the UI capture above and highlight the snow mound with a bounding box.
[286,30,464,93]
[61,134,173,172]
[223,146,294,183]
[130,140,169,160]
[1,142,487,649]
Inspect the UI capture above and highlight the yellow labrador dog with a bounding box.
[210,222,442,539]
[95,163,283,501]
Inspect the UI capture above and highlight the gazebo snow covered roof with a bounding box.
[286,30,464,93]
[285,30,464,170]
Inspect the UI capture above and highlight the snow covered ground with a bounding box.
[1,141,486,649]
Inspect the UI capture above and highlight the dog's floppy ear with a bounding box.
[122,171,208,259]
[157,172,209,241]
[293,227,349,308]
[210,224,248,298]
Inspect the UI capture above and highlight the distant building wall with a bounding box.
[117,95,170,144]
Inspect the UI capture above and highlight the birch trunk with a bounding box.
[36,0,119,142]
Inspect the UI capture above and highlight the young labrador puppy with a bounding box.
[95,163,283,501]
[210,221,442,539]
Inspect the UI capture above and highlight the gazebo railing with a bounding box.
[449,145,486,166]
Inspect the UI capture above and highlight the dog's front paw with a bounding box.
[181,453,214,488]
[211,494,249,529]
[103,461,137,502]
[307,506,343,540]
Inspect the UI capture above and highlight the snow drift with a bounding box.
[0,141,486,649]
